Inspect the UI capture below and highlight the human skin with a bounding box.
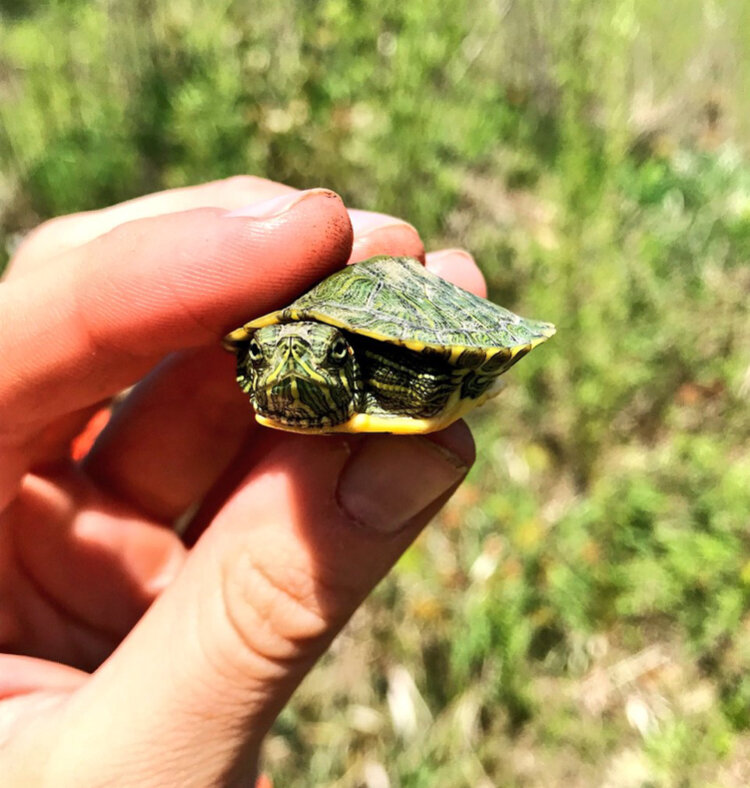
[0,177,486,786]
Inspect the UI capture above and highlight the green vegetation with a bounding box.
[2,1,750,784]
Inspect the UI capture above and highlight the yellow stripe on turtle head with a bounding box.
[262,352,290,387]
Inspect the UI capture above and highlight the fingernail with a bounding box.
[225,188,334,219]
[348,210,418,237]
[142,540,187,596]
[337,426,473,533]
[426,249,487,297]
[427,248,475,263]
[349,211,423,262]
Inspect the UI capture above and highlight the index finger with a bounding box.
[6,176,296,277]
[0,189,352,507]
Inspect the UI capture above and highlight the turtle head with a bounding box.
[237,321,361,430]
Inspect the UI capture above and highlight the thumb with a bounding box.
[13,425,474,786]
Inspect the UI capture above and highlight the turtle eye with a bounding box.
[328,336,349,364]
[247,338,264,366]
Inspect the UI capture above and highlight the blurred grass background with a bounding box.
[2,1,750,785]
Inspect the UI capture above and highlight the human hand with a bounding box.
[0,177,485,786]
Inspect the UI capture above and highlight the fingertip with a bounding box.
[336,427,471,534]
[231,187,353,267]
[348,210,424,263]
[425,249,487,297]
[425,419,476,470]
[348,210,418,238]
[0,188,354,442]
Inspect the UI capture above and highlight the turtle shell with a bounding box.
[224,255,555,360]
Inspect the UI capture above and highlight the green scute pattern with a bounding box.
[285,257,553,351]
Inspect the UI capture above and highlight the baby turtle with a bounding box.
[224,255,554,434]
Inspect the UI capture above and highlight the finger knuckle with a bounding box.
[219,544,334,665]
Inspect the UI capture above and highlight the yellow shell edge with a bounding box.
[225,307,555,359]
